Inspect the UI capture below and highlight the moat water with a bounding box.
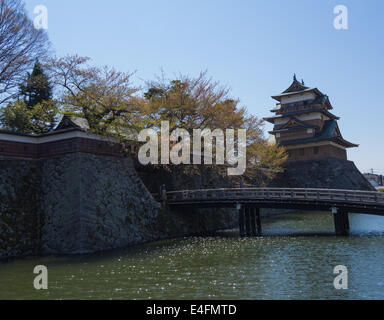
[1,211,384,300]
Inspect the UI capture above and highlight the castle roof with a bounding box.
[271,75,325,102]
[269,117,318,134]
[282,74,309,93]
[279,119,358,148]
[54,115,90,132]
[264,108,340,124]
[0,115,90,138]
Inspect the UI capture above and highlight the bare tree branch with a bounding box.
[46,55,142,136]
[0,0,49,105]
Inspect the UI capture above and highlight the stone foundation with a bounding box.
[0,153,238,259]
[269,158,374,191]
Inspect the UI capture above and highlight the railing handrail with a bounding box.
[165,187,380,195]
[161,187,384,205]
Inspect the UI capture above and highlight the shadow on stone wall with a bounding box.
[269,158,374,191]
[0,159,41,258]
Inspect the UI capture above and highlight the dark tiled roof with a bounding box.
[0,129,37,137]
[54,115,90,131]
[272,87,325,102]
[273,116,318,131]
[271,124,317,134]
[265,108,340,121]
[312,95,327,104]
[279,119,358,148]
[282,77,309,94]
[0,115,89,138]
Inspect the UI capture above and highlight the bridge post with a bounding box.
[160,184,167,207]
[237,204,246,237]
[341,210,350,235]
[245,207,252,236]
[332,207,350,236]
[250,208,257,236]
[255,208,262,235]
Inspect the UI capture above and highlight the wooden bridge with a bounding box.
[157,187,384,236]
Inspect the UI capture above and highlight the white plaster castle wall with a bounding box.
[280,92,316,104]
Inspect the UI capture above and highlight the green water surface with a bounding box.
[1,211,384,300]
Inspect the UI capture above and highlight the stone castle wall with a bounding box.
[39,153,161,255]
[286,145,347,162]
[0,149,237,259]
[269,158,375,191]
[0,158,41,258]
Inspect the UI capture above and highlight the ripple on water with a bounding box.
[1,211,384,299]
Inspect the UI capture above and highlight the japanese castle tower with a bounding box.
[265,75,358,161]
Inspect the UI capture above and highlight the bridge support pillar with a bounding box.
[238,205,262,237]
[332,207,350,236]
[245,207,252,236]
[250,208,257,236]
[255,208,262,235]
[238,205,246,237]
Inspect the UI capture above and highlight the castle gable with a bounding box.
[282,75,309,94]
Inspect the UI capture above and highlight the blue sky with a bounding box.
[25,0,384,174]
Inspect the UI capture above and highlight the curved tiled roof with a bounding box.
[54,115,90,131]
[264,108,340,123]
[279,120,358,148]
[282,75,309,94]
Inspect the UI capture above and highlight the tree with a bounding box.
[247,141,288,174]
[0,99,58,134]
[46,55,142,137]
[0,0,49,105]
[19,60,52,108]
[0,100,30,132]
[143,71,287,172]
[143,72,246,132]
[0,60,57,134]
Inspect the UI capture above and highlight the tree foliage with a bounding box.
[143,71,287,172]
[46,55,142,137]
[0,60,57,134]
[44,55,287,172]
[19,60,52,108]
[143,72,246,131]
[0,99,58,134]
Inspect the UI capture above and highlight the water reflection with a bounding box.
[1,211,384,300]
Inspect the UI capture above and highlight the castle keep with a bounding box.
[264,75,358,161]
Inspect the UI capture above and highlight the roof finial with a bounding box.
[301,79,305,85]
[293,73,297,82]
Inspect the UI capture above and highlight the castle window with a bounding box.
[314,147,319,154]
[299,149,304,156]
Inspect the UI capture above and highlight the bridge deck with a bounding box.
[159,188,384,215]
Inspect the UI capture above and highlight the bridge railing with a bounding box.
[164,188,384,205]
